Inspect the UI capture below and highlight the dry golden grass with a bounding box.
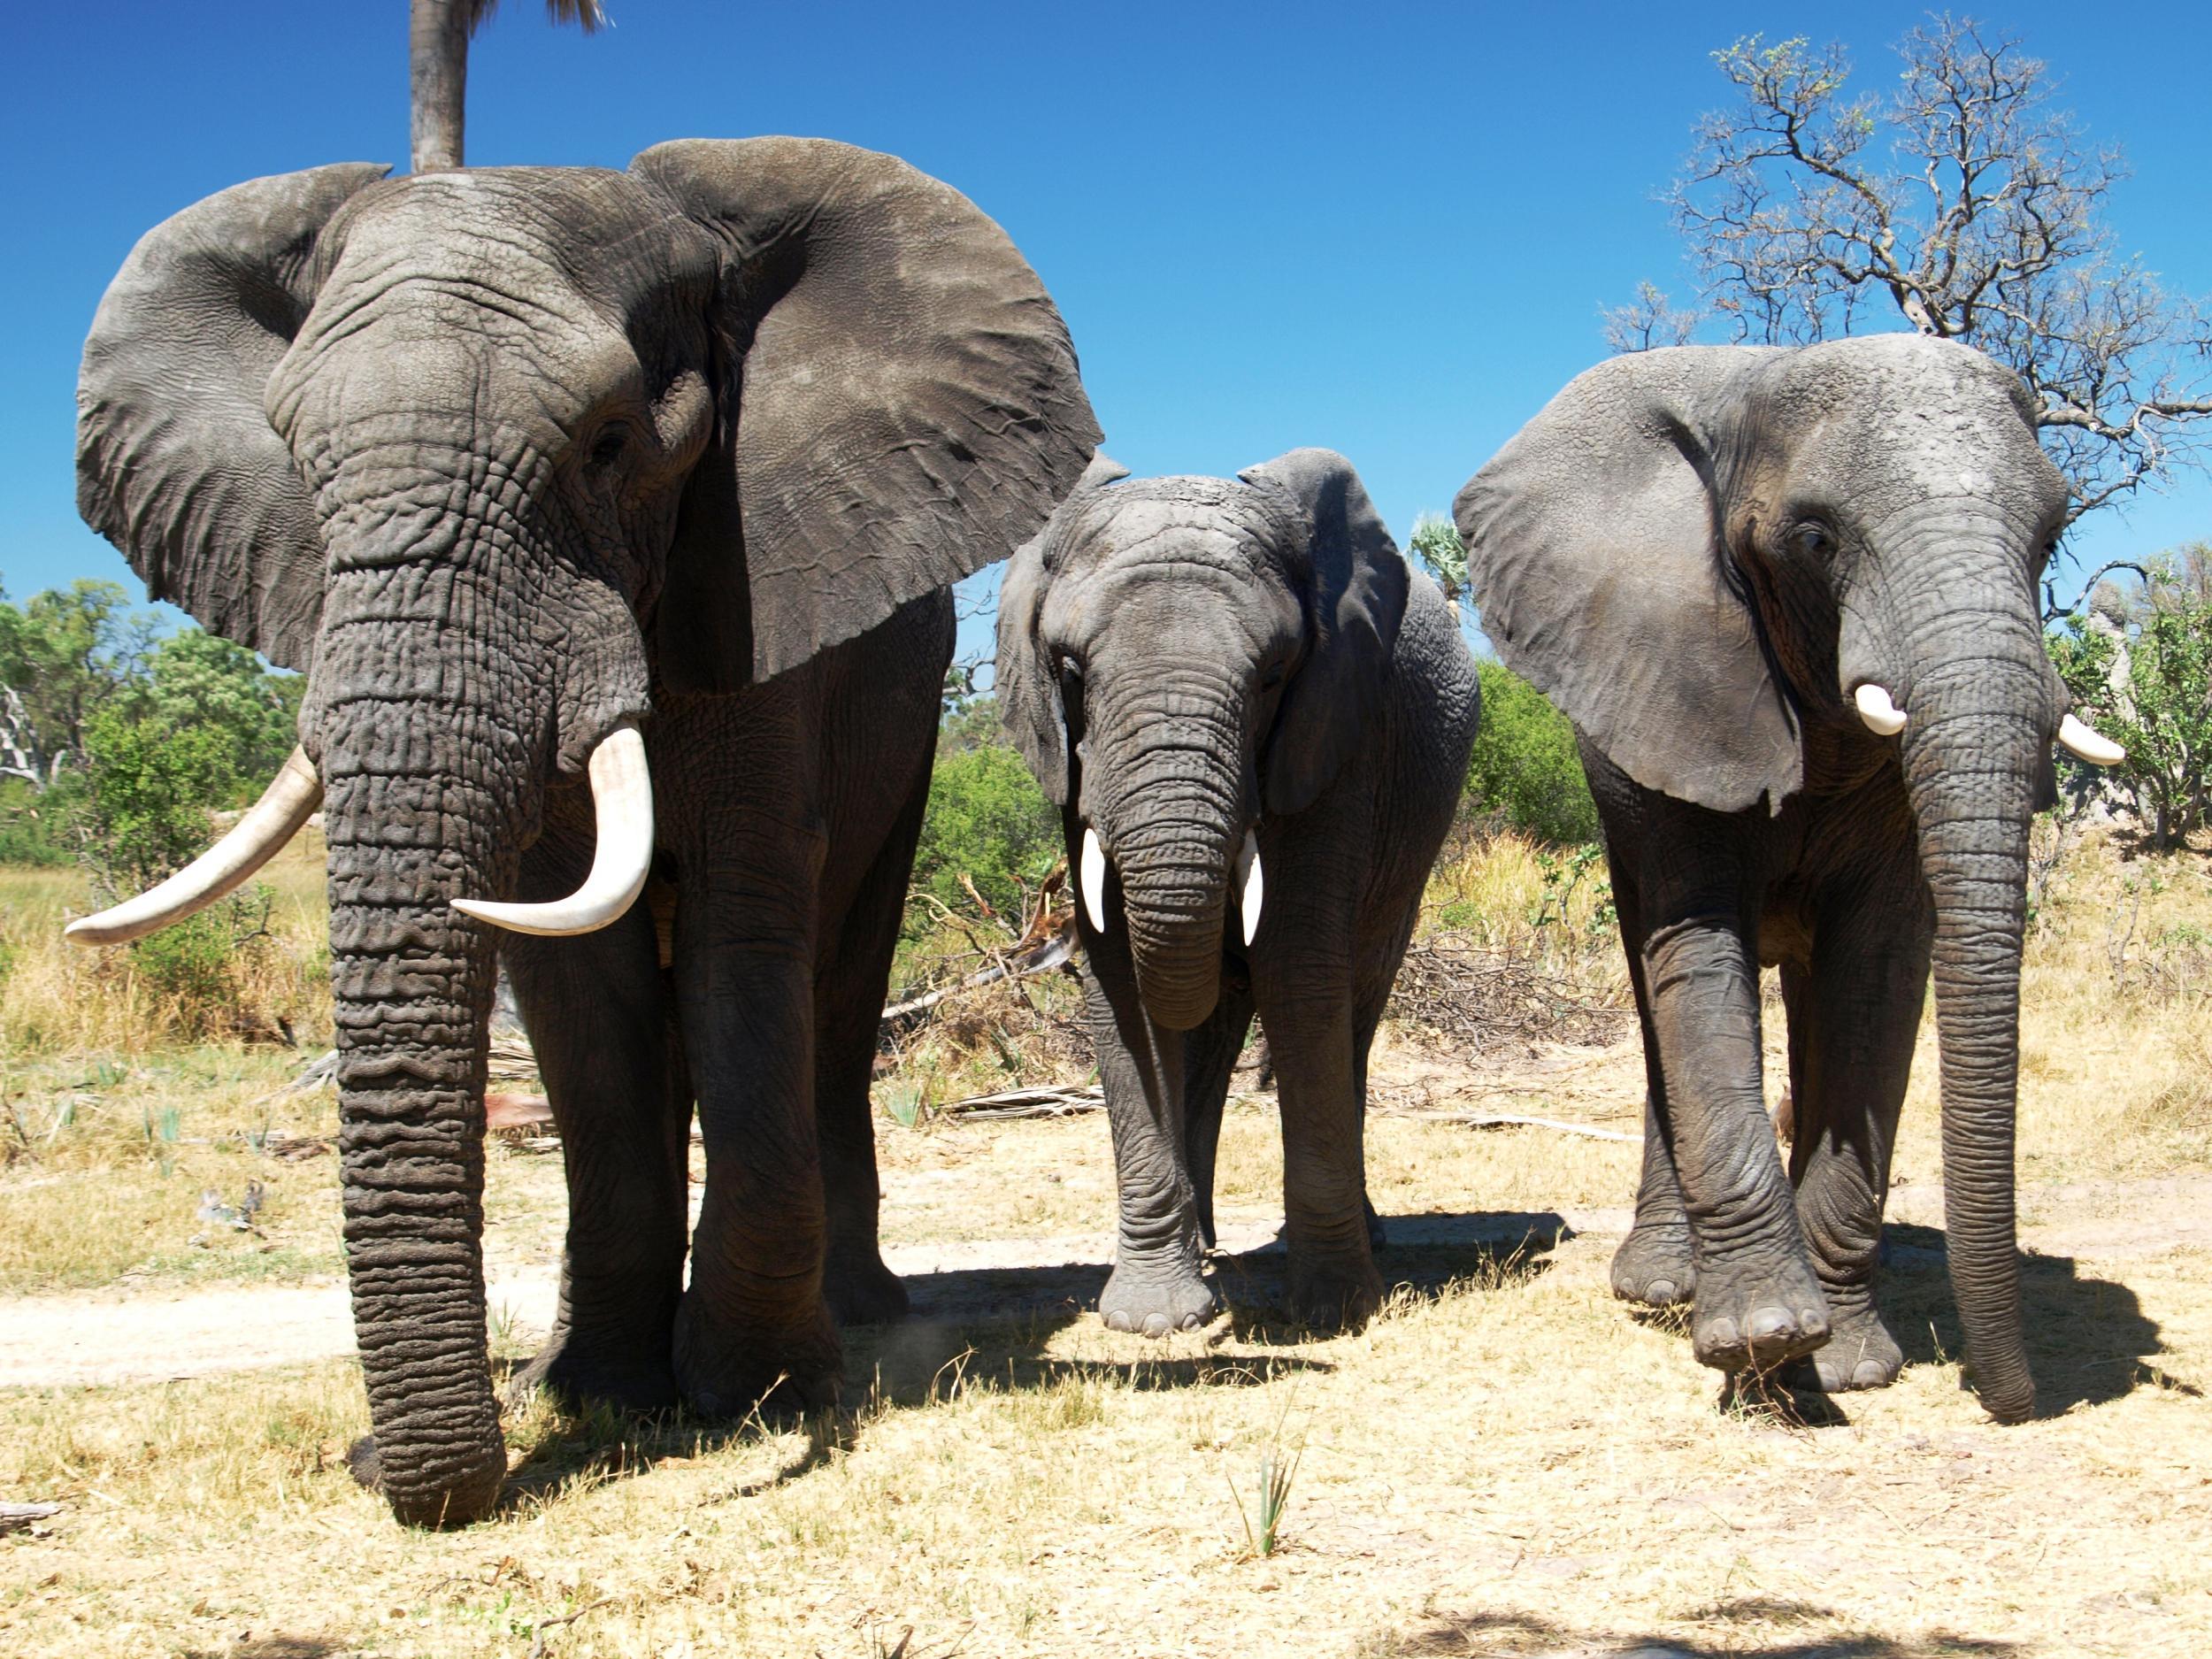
[4,826,2212,1655]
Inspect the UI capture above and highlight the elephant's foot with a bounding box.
[344,1433,506,1529]
[1611,1219,1697,1308]
[1783,1302,1903,1393]
[1689,1252,1832,1374]
[1100,1260,1219,1338]
[1287,1248,1384,1332]
[824,1248,910,1327]
[504,1325,679,1414]
[672,1293,844,1420]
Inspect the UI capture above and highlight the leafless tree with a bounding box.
[1600,282,1701,355]
[1624,16,2212,524]
[411,0,607,173]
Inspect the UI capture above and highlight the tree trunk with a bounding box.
[411,0,469,173]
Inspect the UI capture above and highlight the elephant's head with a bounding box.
[71,141,1098,1525]
[999,448,1407,1030]
[1455,333,2121,1423]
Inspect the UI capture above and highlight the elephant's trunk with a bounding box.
[324,749,510,1524]
[1893,568,2053,1424]
[1091,671,1247,1031]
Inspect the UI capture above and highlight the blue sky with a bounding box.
[4,2,2208,664]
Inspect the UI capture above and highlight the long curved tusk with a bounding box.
[1079,826,1110,933]
[1855,683,1907,737]
[454,724,654,937]
[2058,712,2125,766]
[1235,829,1263,948]
[66,747,323,947]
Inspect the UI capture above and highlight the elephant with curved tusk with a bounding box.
[1455,334,2124,1420]
[998,450,1480,1333]
[71,139,1099,1525]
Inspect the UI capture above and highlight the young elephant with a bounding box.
[997,449,1479,1333]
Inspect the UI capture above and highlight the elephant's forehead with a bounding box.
[332,168,710,294]
[1063,477,1284,554]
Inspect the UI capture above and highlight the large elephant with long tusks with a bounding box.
[1455,334,2123,1420]
[997,450,1479,1333]
[71,138,1099,1525]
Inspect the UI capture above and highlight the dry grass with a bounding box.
[4,827,2212,1655]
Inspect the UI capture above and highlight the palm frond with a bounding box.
[459,0,609,37]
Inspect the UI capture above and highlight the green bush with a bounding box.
[908,721,1062,941]
[1467,659,1600,846]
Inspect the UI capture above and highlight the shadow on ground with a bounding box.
[495,1208,1563,1506]
[1371,1601,2018,1657]
[1877,1221,2189,1413]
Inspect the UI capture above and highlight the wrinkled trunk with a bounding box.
[1895,572,2051,1423]
[325,760,509,1524]
[1092,672,1246,1031]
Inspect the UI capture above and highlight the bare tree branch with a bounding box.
[1627,16,2212,526]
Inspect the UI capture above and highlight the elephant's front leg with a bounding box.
[672,849,842,1417]
[1255,954,1379,1332]
[1608,868,1697,1309]
[1783,880,1932,1393]
[500,826,687,1412]
[1084,926,1220,1337]
[1640,892,1831,1372]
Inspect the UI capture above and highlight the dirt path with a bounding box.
[6,1170,2208,1391]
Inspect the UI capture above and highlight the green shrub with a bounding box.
[1467,659,1600,845]
[908,722,1062,941]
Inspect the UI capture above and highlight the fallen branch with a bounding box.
[880,915,1078,1030]
[0,1502,61,1534]
[528,1599,612,1659]
[940,1084,1104,1121]
[1432,1112,1640,1143]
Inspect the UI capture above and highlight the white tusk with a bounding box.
[1235,829,1263,948]
[1855,683,1907,737]
[1079,826,1110,933]
[454,724,654,936]
[2058,712,2125,766]
[66,747,322,947]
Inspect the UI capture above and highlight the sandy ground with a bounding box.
[10,1134,2212,1389]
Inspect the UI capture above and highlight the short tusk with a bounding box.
[2058,712,2125,766]
[1235,829,1263,948]
[1855,683,1907,737]
[454,724,654,936]
[1079,826,1110,933]
[66,747,322,947]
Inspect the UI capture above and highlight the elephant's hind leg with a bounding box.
[814,786,929,1328]
[1607,869,1695,1309]
[1781,889,1931,1393]
[501,836,686,1413]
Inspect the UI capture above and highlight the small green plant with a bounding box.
[1229,1399,1305,1560]
[1530,842,1617,943]
[143,1102,182,1178]
[879,1077,931,1130]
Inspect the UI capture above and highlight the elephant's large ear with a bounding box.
[1455,349,1801,815]
[995,452,1130,805]
[634,137,1102,688]
[76,165,390,672]
[1240,449,1409,817]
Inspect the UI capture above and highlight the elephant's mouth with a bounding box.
[65,723,658,947]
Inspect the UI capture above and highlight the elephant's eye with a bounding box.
[1787,522,1832,558]
[587,427,630,470]
[1259,663,1287,692]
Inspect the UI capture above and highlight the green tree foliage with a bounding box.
[1408,513,1469,611]
[1467,660,1600,846]
[2048,545,2212,850]
[908,722,1063,940]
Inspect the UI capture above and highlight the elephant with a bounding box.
[997,449,1480,1333]
[68,138,1100,1525]
[1454,334,2124,1420]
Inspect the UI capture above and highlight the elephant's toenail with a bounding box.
[1747,1307,1793,1343]
[1703,1317,1739,1350]
[1105,1310,1132,1333]
[1855,1360,1891,1387]
[1141,1313,1169,1337]
[1645,1279,1678,1304]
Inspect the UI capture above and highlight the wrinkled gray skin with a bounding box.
[1000,450,1479,1332]
[75,140,1098,1525]
[1456,335,2073,1422]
